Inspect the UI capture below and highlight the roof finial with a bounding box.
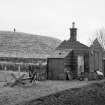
[72,22,75,28]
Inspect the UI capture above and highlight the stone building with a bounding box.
[89,38,104,73]
[47,22,104,80]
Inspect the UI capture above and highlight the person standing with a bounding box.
[64,66,72,80]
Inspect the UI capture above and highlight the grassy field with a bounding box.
[0,31,61,58]
[0,71,104,105]
[19,81,105,105]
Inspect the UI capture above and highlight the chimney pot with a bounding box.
[72,22,75,28]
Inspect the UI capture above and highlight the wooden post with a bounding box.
[4,65,7,82]
[4,65,7,71]
[1,64,3,70]
[18,65,21,77]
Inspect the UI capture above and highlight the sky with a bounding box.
[0,0,105,45]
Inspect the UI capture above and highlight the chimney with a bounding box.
[70,22,77,42]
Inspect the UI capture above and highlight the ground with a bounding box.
[0,71,104,105]
[21,81,105,105]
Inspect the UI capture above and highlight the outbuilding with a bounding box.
[47,22,105,80]
[47,22,90,80]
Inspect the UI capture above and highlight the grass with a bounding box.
[0,31,61,58]
[0,71,91,105]
[19,81,105,105]
[0,70,105,105]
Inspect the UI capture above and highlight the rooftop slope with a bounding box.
[0,31,61,58]
[56,40,89,50]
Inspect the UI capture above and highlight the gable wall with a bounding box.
[89,45,103,73]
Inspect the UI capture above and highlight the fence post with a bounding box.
[18,65,21,77]
[4,65,7,82]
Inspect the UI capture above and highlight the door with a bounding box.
[48,58,64,80]
[103,60,105,77]
[94,51,99,71]
[77,56,84,76]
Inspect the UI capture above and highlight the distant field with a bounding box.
[0,31,61,58]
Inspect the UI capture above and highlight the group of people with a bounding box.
[28,65,46,82]
[28,65,37,83]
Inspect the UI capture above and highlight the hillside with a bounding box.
[0,31,61,58]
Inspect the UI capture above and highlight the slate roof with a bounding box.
[56,40,89,50]
[48,49,72,58]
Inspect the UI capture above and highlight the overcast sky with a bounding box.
[0,0,105,45]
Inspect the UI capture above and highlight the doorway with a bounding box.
[77,56,84,76]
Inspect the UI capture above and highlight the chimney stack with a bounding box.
[70,22,77,42]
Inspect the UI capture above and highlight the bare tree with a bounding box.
[95,28,105,49]
[88,28,105,49]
